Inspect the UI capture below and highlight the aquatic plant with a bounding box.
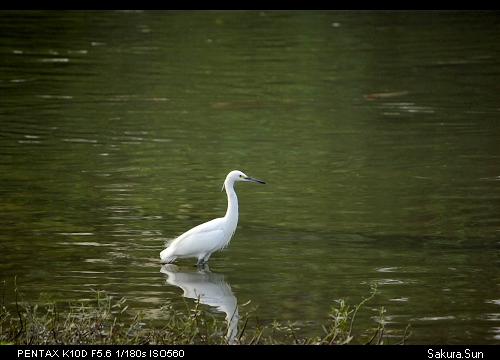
[0,280,410,345]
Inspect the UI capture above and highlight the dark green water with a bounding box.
[1,11,499,344]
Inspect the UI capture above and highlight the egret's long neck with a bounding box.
[224,181,239,227]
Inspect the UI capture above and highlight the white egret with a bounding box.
[160,170,266,266]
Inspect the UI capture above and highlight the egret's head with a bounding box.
[222,170,266,191]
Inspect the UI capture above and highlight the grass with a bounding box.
[0,280,411,345]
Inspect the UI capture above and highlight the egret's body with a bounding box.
[160,170,266,266]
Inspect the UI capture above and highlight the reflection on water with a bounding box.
[0,11,499,344]
[161,264,238,344]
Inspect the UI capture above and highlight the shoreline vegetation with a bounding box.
[1,281,410,345]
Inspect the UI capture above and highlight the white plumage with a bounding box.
[160,170,266,266]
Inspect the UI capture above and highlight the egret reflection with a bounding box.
[160,264,238,344]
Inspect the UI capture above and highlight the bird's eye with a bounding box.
[239,175,244,178]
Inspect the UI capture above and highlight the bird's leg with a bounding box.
[194,259,209,268]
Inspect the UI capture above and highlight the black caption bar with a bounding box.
[6,345,495,358]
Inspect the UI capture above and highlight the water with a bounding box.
[0,11,499,344]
